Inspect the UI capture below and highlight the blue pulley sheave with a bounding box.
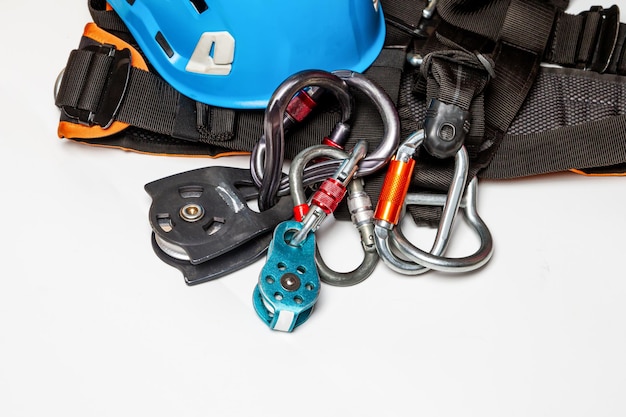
[253,220,320,332]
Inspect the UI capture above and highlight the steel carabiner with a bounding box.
[389,177,494,273]
[251,70,400,199]
[252,69,354,211]
[372,130,474,275]
[289,141,378,286]
[315,178,379,286]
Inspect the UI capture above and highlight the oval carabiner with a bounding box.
[251,70,354,211]
[289,142,378,286]
[289,71,400,187]
[390,177,494,273]
[252,70,400,199]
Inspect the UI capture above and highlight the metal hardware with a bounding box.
[290,141,368,246]
[288,141,378,286]
[251,70,354,211]
[253,220,320,332]
[373,130,485,275]
[315,178,379,286]
[251,70,399,198]
[145,166,293,285]
[390,177,494,272]
[423,0,438,19]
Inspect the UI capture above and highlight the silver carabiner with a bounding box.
[289,142,378,286]
[390,177,494,273]
[315,179,379,286]
[251,70,400,200]
[373,130,478,275]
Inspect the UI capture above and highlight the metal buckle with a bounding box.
[385,0,440,39]
[581,5,620,73]
[62,44,131,128]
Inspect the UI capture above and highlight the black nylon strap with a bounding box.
[545,5,625,74]
[88,0,128,34]
[484,115,626,178]
[405,0,560,194]
[55,49,111,113]
[57,35,405,162]
[55,37,204,141]
[62,0,626,182]
[486,0,557,132]
[484,66,626,178]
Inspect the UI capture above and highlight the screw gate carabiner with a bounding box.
[251,70,400,199]
[251,70,354,211]
[253,220,320,332]
[290,140,368,246]
[373,130,425,229]
[288,141,378,287]
[315,178,379,287]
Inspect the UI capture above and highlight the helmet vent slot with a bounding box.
[155,31,174,58]
[190,0,208,13]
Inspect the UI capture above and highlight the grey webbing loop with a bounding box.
[289,144,378,286]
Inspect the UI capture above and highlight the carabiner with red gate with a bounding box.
[288,141,378,287]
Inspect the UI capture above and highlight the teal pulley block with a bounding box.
[253,220,320,332]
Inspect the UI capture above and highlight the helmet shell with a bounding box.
[108,0,386,109]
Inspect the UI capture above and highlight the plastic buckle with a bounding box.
[581,5,620,73]
[63,44,131,128]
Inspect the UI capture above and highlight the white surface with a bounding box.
[1,1,625,416]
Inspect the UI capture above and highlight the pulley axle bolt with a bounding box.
[280,273,301,292]
[180,203,205,222]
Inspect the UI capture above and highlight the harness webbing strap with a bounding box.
[545,6,625,74]
[404,0,561,197]
[88,0,128,35]
[57,0,626,185]
[485,66,626,178]
[55,34,199,142]
[486,115,626,178]
[485,0,557,133]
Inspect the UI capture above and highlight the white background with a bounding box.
[1,1,625,416]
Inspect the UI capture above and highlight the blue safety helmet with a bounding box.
[107,0,386,109]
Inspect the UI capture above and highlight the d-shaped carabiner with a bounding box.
[315,179,378,286]
[389,176,493,273]
[373,129,483,275]
[289,142,378,286]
